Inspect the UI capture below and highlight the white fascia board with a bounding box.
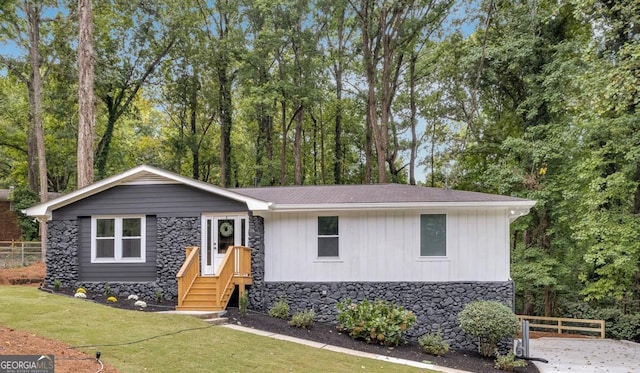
[268,200,536,212]
[24,165,271,219]
[148,169,271,211]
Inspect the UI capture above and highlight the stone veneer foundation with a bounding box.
[246,216,514,350]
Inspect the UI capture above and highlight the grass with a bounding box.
[0,287,434,372]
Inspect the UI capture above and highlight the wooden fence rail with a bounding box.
[0,241,42,267]
[517,315,605,338]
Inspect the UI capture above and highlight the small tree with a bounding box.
[458,301,519,357]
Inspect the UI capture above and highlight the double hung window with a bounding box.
[92,216,145,263]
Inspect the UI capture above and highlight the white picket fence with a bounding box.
[0,241,42,267]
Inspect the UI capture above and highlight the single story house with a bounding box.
[25,165,535,349]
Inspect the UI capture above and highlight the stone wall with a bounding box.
[250,278,513,350]
[45,220,79,288]
[155,217,200,300]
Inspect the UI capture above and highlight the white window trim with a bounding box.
[418,212,449,260]
[317,216,340,259]
[91,215,146,263]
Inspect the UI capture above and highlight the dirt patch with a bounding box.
[0,261,45,285]
[0,327,119,373]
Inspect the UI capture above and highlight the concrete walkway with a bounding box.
[529,338,640,373]
[220,324,470,373]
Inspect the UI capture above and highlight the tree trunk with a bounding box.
[217,31,232,187]
[190,87,199,180]
[293,99,304,185]
[95,103,117,179]
[26,1,48,261]
[280,99,287,185]
[544,286,553,317]
[77,0,95,188]
[408,53,418,185]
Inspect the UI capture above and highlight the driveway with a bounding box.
[528,338,640,373]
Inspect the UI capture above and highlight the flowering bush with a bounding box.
[76,288,87,294]
[134,300,147,308]
[127,294,139,301]
[107,296,118,303]
[336,298,416,346]
[74,292,87,298]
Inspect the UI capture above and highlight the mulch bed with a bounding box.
[48,287,538,372]
[49,287,178,312]
[224,307,539,373]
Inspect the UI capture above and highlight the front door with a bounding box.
[201,215,248,275]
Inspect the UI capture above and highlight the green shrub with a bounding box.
[239,290,249,317]
[458,301,519,357]
[268,298,290,319]
[336,298,417,346]
[289,309,315,328]
[595,308,640,342]
[53,279,61,291]
[418,330,450,356]
[494,349,527,371]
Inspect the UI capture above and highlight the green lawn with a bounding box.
[0,287,434,372]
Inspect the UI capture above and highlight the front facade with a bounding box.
[27,165,535,349]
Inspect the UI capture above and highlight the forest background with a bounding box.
[1,0,639,341]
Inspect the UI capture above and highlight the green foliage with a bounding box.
[53,279,61,291]
[458,301,519,357]
[155,289,163,303]
[288,309,315,329]
[268,298,290,320]
[336,298,417,346]
[239,291,249,317]
[418,330,450,356]
[8,188,39,241]
[104,283,112,296]
[494,349,527,371]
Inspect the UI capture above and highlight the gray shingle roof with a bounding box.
[233,184,530,205]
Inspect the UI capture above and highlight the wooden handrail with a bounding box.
[517,315,605,338]
[176,246,200,307]
[216,246,251,307]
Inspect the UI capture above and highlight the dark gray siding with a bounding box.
[52,184,248,220]
[77,216,157,282]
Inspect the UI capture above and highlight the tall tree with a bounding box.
[93,1,176,178]
[350,0,451,183]
[77,0,94,188]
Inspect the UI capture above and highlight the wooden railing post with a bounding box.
[176,246,200,307]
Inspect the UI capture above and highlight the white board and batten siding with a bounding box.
[262,208,510,282]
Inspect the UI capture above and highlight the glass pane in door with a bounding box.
[218,219,235,254]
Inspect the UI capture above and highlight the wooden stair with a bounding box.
[176,246,252,312]
[177,276,236,311]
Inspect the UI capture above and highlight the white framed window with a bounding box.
[91,216,146,263]
[317,216,339,258]
[420,214,446,257]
